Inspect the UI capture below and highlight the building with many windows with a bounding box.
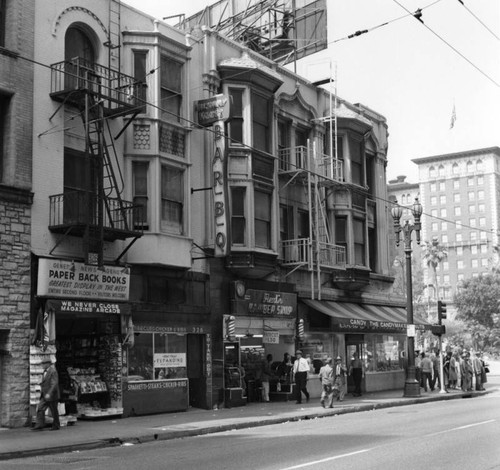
[0,0,432,427]
[0,0,35,428]
[389,147,500,321]
[413,147,500,302]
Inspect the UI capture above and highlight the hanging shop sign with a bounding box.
[212,122,228,257]
[263,331,280,344]
[195,94,229,127]
[232,289,297,318]
[37,259,130,302]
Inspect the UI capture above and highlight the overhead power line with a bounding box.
[392,0,500,88]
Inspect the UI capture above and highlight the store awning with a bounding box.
[302,300,432,333]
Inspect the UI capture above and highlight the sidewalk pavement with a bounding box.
[0,386,491,461]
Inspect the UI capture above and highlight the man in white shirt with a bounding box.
[292,350,310,404]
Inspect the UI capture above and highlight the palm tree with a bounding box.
[422,237,448,299]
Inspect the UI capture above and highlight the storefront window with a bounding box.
[364,334,405,373]
[127,332,187,381]
[298,333,335,374]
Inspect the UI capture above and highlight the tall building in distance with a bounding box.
[389,147,500,317]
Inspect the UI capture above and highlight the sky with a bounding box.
[122,0,500,181]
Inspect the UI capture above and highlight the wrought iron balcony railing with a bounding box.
[49,190,144,241]
[50,57,145,116]
[279,238,346,270]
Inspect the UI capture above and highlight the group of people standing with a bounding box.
[416,349,488,392]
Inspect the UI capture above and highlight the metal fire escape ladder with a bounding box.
[105,0,121,72]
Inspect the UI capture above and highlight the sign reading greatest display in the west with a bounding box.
[37,259,130,301]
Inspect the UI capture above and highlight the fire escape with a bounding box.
[47,1,143,266]
[278,140,346,300]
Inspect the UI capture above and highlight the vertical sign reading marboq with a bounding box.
[195,94,229,257]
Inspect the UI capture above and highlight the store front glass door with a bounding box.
[345,335,366,395]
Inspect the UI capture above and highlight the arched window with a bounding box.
[466,161,474,173]
[438,165,445,177]
[429,166,436,178]
[476,159,483,171]
[452,163,459,175]
[64,26,96,90]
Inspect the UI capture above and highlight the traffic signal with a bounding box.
[437,300,447,323]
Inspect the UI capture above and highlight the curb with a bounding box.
[0,389,490,461]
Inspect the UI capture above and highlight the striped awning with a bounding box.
[303,300,432,333]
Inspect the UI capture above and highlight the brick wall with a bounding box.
[0,188,33,427]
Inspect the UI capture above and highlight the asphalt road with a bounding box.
[3,374,500,470]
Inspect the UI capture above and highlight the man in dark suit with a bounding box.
[32,358,60,431]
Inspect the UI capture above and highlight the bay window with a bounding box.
[255,190,271,248]
[228,88,244,145]
[132,161,149,230]
[160,56,182,123]
[161,165,183,234]
[231,187,246,245]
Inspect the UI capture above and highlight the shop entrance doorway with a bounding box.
[187,334,206,409]
[345,334,366,396]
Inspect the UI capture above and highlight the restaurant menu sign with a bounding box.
[37,259,130,301]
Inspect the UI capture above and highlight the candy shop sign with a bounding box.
[37,259,130,301]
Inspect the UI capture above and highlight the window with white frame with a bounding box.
[467,161,473,173]
[467,176,474,186]
[478,203,485,213]
[353,218,366,265]
[478,217,485,227]
[161,165,184,234]
[132,161,149,229]
[430,196,437,206]
[469,218,476,227]
[454,206,461,216]
[480,244,487,254]
[441,222,447,231]
[456,246,463,256]
[456,233,462,242]
[453,193,460,203]
[429,166,436,178]
[477,175,483,185]
[472,259,478,268]
[452,163,459,175]
[431,222,438,231]
[430,182,436,192]
[480,231,487,241]
[160,56,182,123]
[431,209,438,217]
[439,195,446,204]
[442,234,448,243]
[440,208,447,217]
[439,181,445,191]
[231,187,246,245]
[471,245,478,255]
[468,191,475,200]
[453,179,459,189]
[470,231,477,241]
[228,87,244,146]
[438,165,445,177]
[481,258,488,267]
[252,92,271,153]
[469,204,476,214]
[477,160,483,171]
[255,189,271,248]
[442,261,449,271]
[478,190,484,200]
[457,273,464,282]
[457,260,464,269]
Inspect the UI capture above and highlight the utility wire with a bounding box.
[455,0,500,41]
[331,0,443,44]
[15,46,499,241]
[392,0,500,88]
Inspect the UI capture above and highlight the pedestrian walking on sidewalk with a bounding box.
[32,357,60,431]
[292,350,310,404]
[260,354,273,402]
[333,356,347,401]
[318,357,334,408]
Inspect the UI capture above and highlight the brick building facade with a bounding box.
[0,0,35,427]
